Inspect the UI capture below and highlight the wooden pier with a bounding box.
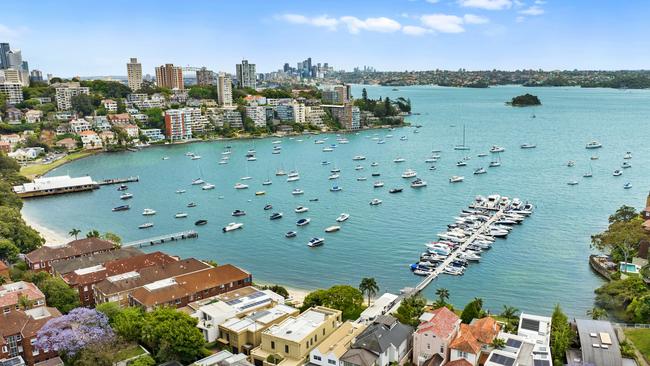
[122,230,198,248]
[98,176,140,186]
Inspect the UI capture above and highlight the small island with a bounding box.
[507,93,541,107]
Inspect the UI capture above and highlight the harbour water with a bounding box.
[23,85,650,317]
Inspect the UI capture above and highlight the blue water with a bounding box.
[23,85,650,317]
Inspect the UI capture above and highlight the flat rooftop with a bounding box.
[13,175,96,193]
[265,307,334,342]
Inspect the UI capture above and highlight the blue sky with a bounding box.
[3,0,650,76]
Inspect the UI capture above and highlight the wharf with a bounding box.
[122,230,198,248]
[98,176,139,186]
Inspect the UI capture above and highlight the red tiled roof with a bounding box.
[417,306,460,338]
[449,324,482,354]
[0,281,45,308]
[469,316,500,344]
[26,238,116,263]
[0,307,61,339]
[445,359,473,366]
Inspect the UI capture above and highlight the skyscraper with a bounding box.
[235,59,256,89]
[217,72,233,107]
[30,69,43,83]
[0,43,9,69]
[127,58,143,91]
[155,63,184,90]
[196,67,215,86]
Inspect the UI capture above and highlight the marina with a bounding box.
[22,85,650,317]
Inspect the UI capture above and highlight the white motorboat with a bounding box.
[241,176,252,180]
[624,182,632,189]
[292,188,304,195]
[624,152,632,160]
[336,213,350,222]
[322,147,334,152]
[142,208,156,216]
[369,198,382,206]
[489,160,501,167]
[357,177,367,181]
[328,174,340,180]
[456,160,467,167]
[520,143,537,149]
[621,161,631,169]
[330,186,342,192]
[272,140,282,144]
[424,157,438,163]
[585,140,602,149]
[296,218,311,226]
[371,162,379,167]
[410,178,427,188]
[373,181,384,188]
[474,167,487,175]
[307,237,325,247]
[449,176,464,183]
[288,171,300,178]
[162,156,170,160]
[568,180,579,186]
[275,169,286,176]
[185,152,195,157]
[191,178,205,185]
[401,169,417,178]
[490,145,505,153]
[567,160,575,167]
[218,160,228,165]
[352,155,366,161]
[295,206,309,213]
[175,212,188,218]
[234,183,249,189]
[247,156,257,161]
[191,155,202,160]
[613,169,622,176]
[120,193,133,200]
[262,179,272,185]
[221,151,231,155]
[138,223,154,229]
[222,222,244,232]
[287,176,300,182]
[325,225,341,233]
[355,165,364,170]
[202,183,215,190]
[314,139,325,144]
[393,157,406,163]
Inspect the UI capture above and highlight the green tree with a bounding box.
[113,307,145,342]
[362,88,368,101]
[394,295,427,327]
[491,338,506,349]
[0,275,7,285]
[130,355,156,366]
[591,215,648,262]
[627,295,650,323]
[260,284,289,298]
[103,232,122,246]
[18,293,33,310]
[96,302,123,324]
[140,307,206,364]
[550,304,573,366]
[301,289,328,311]
[608,205,638,223]
[39,276,80,313]
[586,307,607,320]
[70,94,94,116]
[300,285,365,321]
[0,239,20,263]
[460,298,483,324]
[435,288,450,307]
[86,229,100,238]
[500,305,520,327]
[69,228,81,240]
[359,277,379,306]
[0,206,45,253]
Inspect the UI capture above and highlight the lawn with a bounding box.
[625,328,650,362]
[114,344,147,361]
[20,151,96,179]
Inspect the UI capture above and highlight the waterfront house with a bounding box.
[339,315,414,366]
[99,131,116,145]
[69,118,92,134]
[140,128,165,142]
[54,138,77,151]
[358,293,398,324]
[93,258,211,308]
[51,247,143,276]
[218,304,298,354]
[448,317,500,366]
[8,147,44,162]
[308,321,367,366]
[92,116,111,131]
[413,307,461,366]
[61,251,177,307]
[0,133,21,148]
[128,265,252,311]
[250,306,342,366]
[123,124,140,138]
[566,319,623,366]
[79,130,102,149]
[24,110,43,124]
[25,237,117,273]
[0,307,62,366]
[0,281,46,314]
[190,286,288,343]
[483,332,535,366]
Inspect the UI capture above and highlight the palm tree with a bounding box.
[491,338,506,349]
[18,294,33,310]
[435,288,450,306]
[86,229,100,238]
[501,305,519,323]
[68,228,81,240]
[586,307,607,320]
[359,277,379,306]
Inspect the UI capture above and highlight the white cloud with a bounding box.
[277,14,338,30]
[402,25,432,36]
[463,14,490,24]
[425,0,440,3]
[519,5,545,15]
[420,14,465,33]
[534,0,546,4]
[457,0,512,10]
[340,16,402,34]
[516,16,525,22]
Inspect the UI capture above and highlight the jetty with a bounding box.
[122,230,198,248]
[98,176,140,186]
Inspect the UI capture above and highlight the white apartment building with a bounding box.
[69,119,92,134]
[102,99,118,113]
[245,106,267,127]
[126,58,143,92]
[56,83,90,111]
[0,82,24,104]
[217,72,233,107]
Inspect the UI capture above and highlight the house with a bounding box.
[5,107,23,123]
[0,141,10,153]
[50,247,143,276]
[413,307,461,366]
[8,148,45,162]
[54,138,77,151]
[102,99,118,113]
[194,350,254,366]
[566,319,624,366]
[516,313,552,365]
[448,317,500,366]
[483,332,536,366]
[61,251,178,307]
[79,130,102,149]
[0,307,62,366]
[218,304,299,354]
[250,306,343,366]
[339,315,414,366]
[107,113,131,125]
[24,110,43,124]
[140,128,165,142]
[358,293,398,324]
[55,123,69,135]
[99,131,116,145]
[92,116,111,131]
[92,258,211,307]
[0,134,21,148]
[128,264,252,311]
[25,237,117,273]
[123,124,139,138]
[190,286,288,343]
[68,119,91,134]
[0,281,46,314]
[309,321,367,366]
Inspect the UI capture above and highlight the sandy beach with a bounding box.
[22,210,69,246]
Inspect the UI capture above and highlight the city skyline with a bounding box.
[3,0,650,76]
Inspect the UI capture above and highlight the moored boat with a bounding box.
[223,222,243,232]
[336,213,350,222]
[325,225,340,233]
[307,237,325,247]
[112,205,130,212]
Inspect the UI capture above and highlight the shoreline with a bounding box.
[21,210,69,246]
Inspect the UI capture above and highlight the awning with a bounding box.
[217,338,230,345]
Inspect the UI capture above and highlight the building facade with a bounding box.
[55,83,90,111]
[236,60,256,89]
[126,58,143,91]
[155,63,184,90]
[164,109,192,140]
[218,72,233,106]
[0,83,23,105]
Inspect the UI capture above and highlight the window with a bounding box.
[459,351,469,359]
[315,335,318,342]
[328,360,336,365]
[427,344,430,350]
[271,341,275,350]
[285,345,289,353]
[440,346,444,353]
[323,329,325,336]
[3,307,9,314]
[314,355,322,361]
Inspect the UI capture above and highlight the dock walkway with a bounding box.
[98,176,140,186]
[122,230,198,248]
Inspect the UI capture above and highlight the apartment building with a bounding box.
[0,307,62,366]
[0,282,46,315]
[155,63,184,90]
[236,60,256,89]
[0,83,23,104]
[217,72,233,107]
[55,83,90,111]
[126,58,143,91]
[164,109,192,140]
[25,238,117,273]
[308,321,367,366]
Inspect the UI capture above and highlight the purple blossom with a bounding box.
[36,307,115,356]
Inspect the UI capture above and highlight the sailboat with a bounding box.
[489,153,501,167]
[583,163,593,178]
[454,125,470,150]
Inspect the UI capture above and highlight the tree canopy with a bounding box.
[301,285,365,321]
[36,308,115,357]
[591,206,649,262]
[393,295,426,327]
[460,298,484,324]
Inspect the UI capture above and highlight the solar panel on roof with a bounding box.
[521,318,540,332]
[248,291,266,299]
[226,298,243,305]
[489,354,515,366]
[506,338,523,348]
[533,360,551,366]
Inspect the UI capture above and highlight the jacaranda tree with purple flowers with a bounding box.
[36,307,115,357]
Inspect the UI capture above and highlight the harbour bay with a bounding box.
[22,85,650,318]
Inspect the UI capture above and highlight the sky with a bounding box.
[2,0,650,77]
